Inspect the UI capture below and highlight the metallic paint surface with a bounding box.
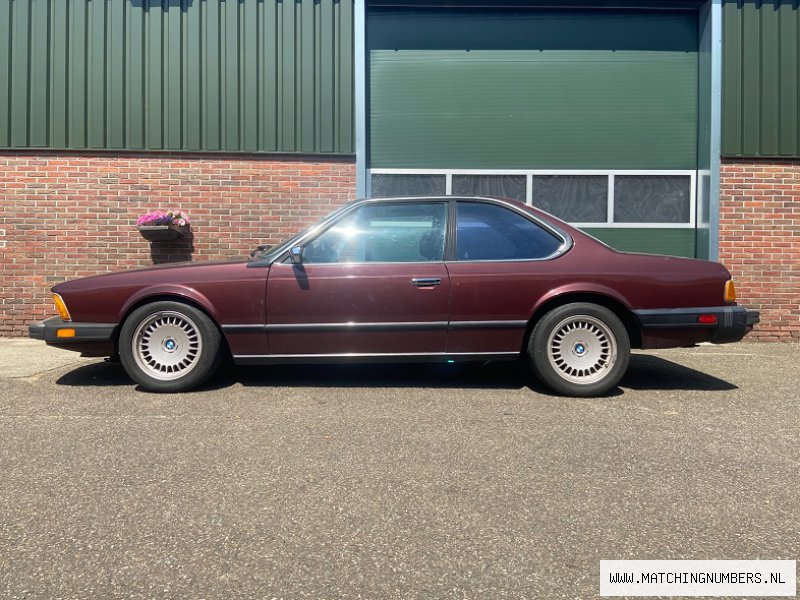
[49,198,743,358]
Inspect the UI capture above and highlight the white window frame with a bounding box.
[369,168,697,229]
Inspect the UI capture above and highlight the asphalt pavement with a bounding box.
[0,340,798,599]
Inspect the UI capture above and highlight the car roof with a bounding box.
[353,194,561,225]
[354,195,519,204]
[352,195,540,214]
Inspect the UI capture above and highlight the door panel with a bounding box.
[265,200,451,356]
[445,261,554,353]
[266,262,450,355]
[446,201,569,354]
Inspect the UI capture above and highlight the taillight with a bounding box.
[724,280,737,303]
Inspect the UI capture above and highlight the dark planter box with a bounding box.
[137,224,190,242]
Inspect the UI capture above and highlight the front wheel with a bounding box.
[119,301,222,392]
[528,303,630,397]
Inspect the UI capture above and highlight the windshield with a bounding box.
[249,200,358,262]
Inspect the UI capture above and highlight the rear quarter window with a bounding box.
[456,202,563,261]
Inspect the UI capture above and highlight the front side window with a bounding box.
[303,202,447,264]
[456,202,563,261]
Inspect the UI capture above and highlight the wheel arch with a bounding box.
[114,293,229,357]
[119,286,218,322]
[525,291,642,350]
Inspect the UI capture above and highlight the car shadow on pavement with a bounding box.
[55,359,550,392]
[56,353,736,394]
[620,354,737,391]
[224,360,535,391]
[55,360,132,387]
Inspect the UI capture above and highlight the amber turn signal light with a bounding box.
[724,280,737,303]
[53,293,71,321]
[56,328,76,339]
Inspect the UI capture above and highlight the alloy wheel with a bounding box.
[546,314,618,385]
[131,311,203,381]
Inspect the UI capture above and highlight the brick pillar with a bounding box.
[719,159,800,341]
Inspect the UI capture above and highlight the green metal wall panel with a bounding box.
[722,0,800,157]
[0,0,354,154]
[582,228,697,258]
[371,50,698,169]
[369,8,698,170]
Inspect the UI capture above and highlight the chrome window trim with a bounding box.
[272,260,448,267]
[253,196,573,267]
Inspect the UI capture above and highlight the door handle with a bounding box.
[411,277,442,287]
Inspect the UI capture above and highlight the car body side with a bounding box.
[30,197,756,360]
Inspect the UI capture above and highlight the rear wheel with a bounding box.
[528,302,630,397]
[119,301,222,392]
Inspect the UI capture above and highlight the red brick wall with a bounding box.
[3,152,796,341]
[720,159,800,341]
[0,152,355,336]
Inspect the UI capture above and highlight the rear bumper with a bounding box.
[634,306,759,347]
[28,317,117,355]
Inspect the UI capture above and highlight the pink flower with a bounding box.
[137,209,190,226]
[136,211,168,226]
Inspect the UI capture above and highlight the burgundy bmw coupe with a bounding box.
[30,196,759,396]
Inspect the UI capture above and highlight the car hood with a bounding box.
[52,259,250,292]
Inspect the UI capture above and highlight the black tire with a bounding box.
[119,301,223,392]
[527,302,630,397]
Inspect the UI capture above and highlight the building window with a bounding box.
[451,175,526,202]
[531,175,607,223]
[371,174,446,197]
[613,175,692,224]
[369,170,695,228]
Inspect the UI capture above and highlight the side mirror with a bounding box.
[289,246,304,265]
[249,244,271,259]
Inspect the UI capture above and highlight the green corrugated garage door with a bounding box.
[368,7,700,257]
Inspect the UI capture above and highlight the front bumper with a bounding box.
[634,305,760,346]
[28,317,117,355]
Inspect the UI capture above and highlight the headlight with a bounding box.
[53,293,72,321]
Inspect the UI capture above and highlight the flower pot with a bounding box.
[137,224,190,242]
